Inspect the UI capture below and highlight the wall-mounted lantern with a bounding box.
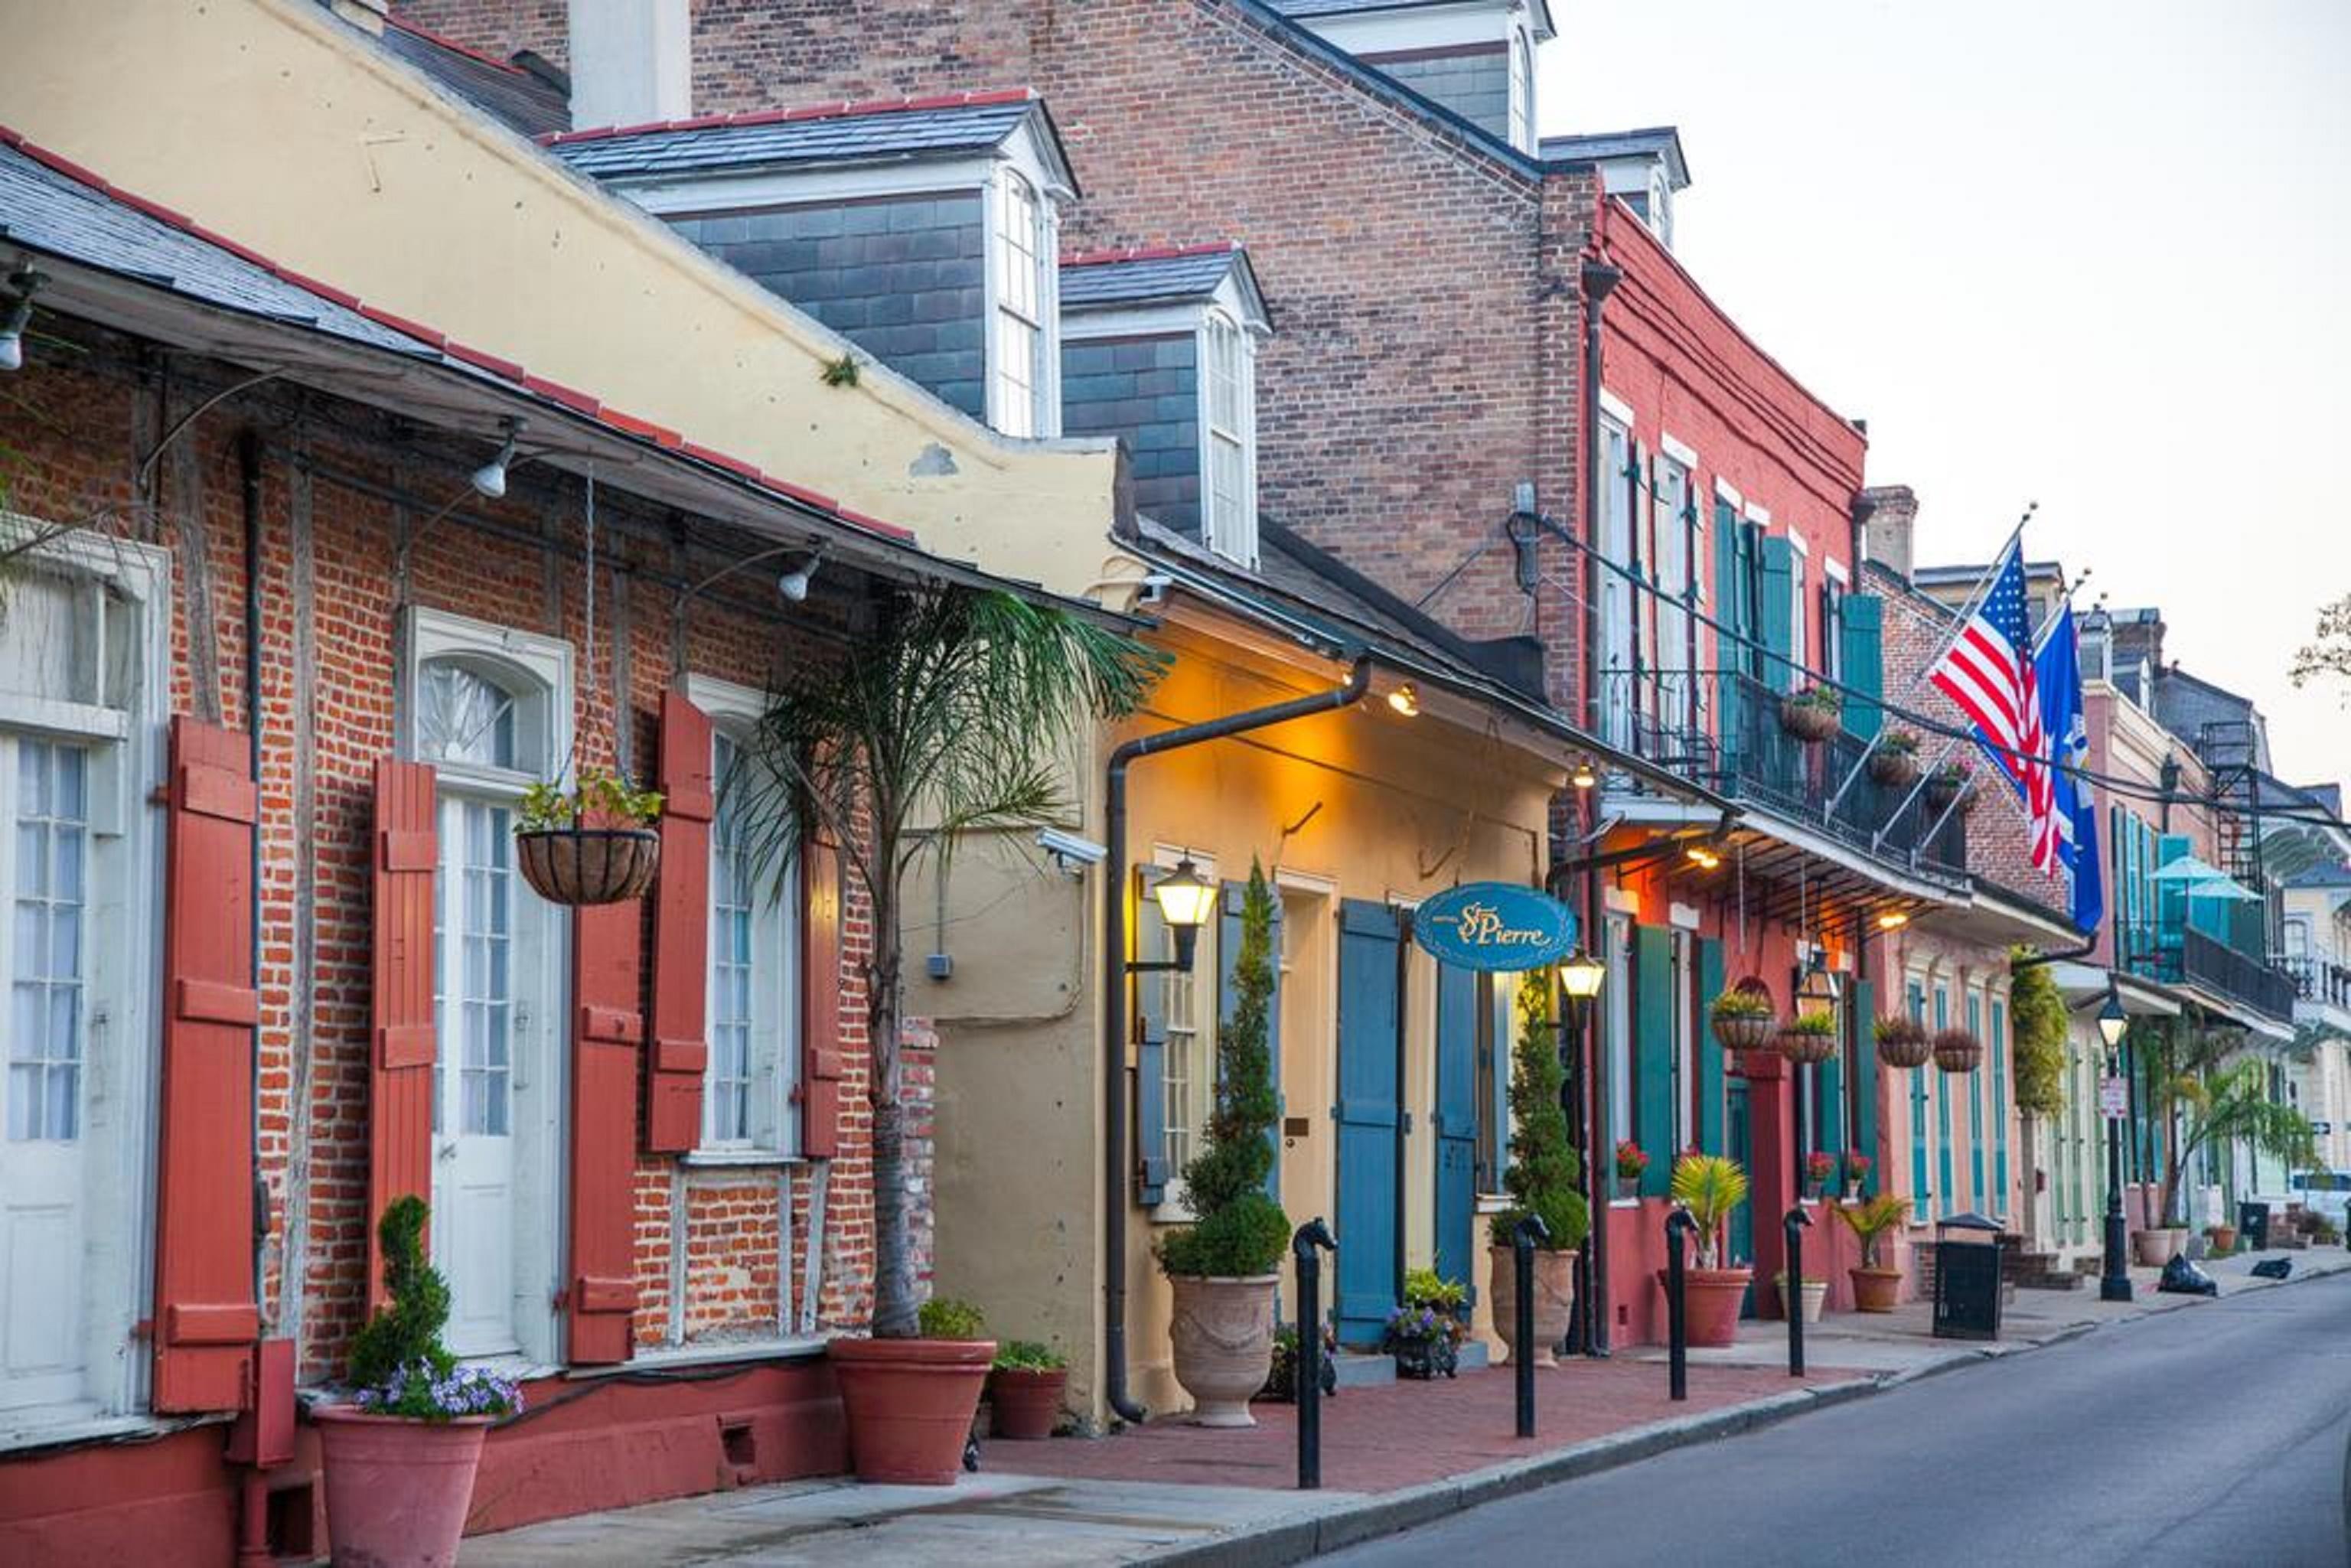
[1132,856,1215,973]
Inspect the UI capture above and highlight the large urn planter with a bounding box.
[1168,1274,1278,1427]
[986,1366,1068,1441]
[315,1407,491,1568]
[1848,1266,1904,1313]
[1489,1244,1575,1368]
[830,1336,996,1483]
[2133,1228,2186,1268]
[1680,1267,1753,1347]
[516,826,660,905]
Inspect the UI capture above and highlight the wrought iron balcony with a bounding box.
[2277,952,2351,1011]
[1596,667,1967,879]
[2121,919,2297,1024]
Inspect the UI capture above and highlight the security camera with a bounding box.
[1038,826,1107,873]
[1134,573,1172,609]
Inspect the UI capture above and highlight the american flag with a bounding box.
[1929,540,2059,872]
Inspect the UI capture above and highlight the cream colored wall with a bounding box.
[6,0,1120,575]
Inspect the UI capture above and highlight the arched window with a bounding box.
[1202,310,1257,568]
[994,170,1045,438]
[1510,32,1535,153]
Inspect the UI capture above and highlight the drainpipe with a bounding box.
[1102,656,1372,1423]
[1577,256,1621,1355]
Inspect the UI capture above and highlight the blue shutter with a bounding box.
[1841,594,1884,739]
[1134,900,1171,1207]
[1335,899,1403,1345]
[1991,998,2010,1212]
[1714,501,1746,769]
[1697,936,1727,1155]
[1758,536,1796,693]
[1818,1002,1845,1159]
[1433,963,1478,1293]
[1219,880,1283,1201]
[1934,988,1953,1219]
[1967,993,1986,1213]
[1634,925,1674,1197]
[1850,977,1878,1196]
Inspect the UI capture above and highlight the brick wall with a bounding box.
[670,194,988,420]
[1061,331,1200,534]
[5,315,882,1384]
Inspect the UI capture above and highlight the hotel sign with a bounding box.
[1414,882,1580,972]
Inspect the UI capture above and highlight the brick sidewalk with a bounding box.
[981,1355,1867,1494]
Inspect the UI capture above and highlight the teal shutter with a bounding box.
[1967,993,1986,1213]
[1635,924,1674,1196]
[1219,882,1283,1200]
[1714,501,1746,768]
[1818,1005,1845,1159]
[1935,988,1954,1219]
[1759,536,1796,693]
[1991,998,2010,1211]
[1908,980,1930,1211]
[1134,901,1172,1206]
[1850,977,1878,1196]
[1697,937,1727,1155]
[1840,594,1884,739]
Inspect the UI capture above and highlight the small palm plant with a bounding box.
[1834,1192,1912,1270]
[1669,1153,1749,1269]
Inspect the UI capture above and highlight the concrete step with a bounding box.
[2015,1271,2085,1292]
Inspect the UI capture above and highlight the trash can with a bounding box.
[2239,1201,2271,1252]
[1932,1211,2004,1341]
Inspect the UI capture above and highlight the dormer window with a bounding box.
[1060,246,1271,569]
[1270,0,1557,152]
[994,171,1048,438]
[1510,32,1536,153]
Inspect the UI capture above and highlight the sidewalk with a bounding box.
[461,1244,2349,1566]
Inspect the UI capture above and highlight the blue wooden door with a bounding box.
[1335,900,1401,1346]
[1433,963,1478,1299]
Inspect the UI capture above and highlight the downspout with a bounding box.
[1103,655,1373,1423]
[1578,255,1622,1355]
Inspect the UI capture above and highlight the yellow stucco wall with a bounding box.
[5,0,1119,569]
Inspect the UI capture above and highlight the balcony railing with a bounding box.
[2121,918,2297,1023]
[1597,667,1966,878]
[2276,953,2351,1011]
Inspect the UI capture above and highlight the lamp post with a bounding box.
[2097,986,2133,1303]
[1556,948,1606,1355]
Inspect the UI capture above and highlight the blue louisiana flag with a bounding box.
[2036,606,2103,934]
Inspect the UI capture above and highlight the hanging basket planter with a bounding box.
[1875,1015,1933,1070]
[1710,979,1779,1055]
[1779,689,1844,744]
[1776,1020,1839,1066]
[1866,748,1921,788]
[1923,772,1978,817]
[517,827,661,905]
[1932,1028,1984,1074]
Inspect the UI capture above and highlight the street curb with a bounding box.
[1144,1264,2351,1566]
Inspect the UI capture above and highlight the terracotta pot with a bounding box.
[986,1365,1068,1441]
[515,827,660,905]
[1489,1244,1575,1368]
[1713,1012,1778,1054]
[830,1335,996,1484]
[1849,1266,1904,1312]
[1877,1021,1933,1070]
[2133,1228,2185,1267]
[1681,1266,1752,1347]
[1777,1027,1837,1066]
[1867,749,1921,788]
[1167,1274,1277,1427]
[315,1406,491,1568]
[1932,1028,1983,1074]
[2206,1225,2239,1255]
[1776,1276,1828,1325]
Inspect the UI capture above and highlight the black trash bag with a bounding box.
[2251,1257,2293,1281]
[2158,1254,2219,1296]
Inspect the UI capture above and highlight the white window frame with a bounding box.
[683,675,801,1165]
[1148,845,1218,1218]
[1606,914,1633,1194]
[987,165,1059,440]
[1200,308,1259,568]
[1508,28,1536,154]
[0,523,169,1449]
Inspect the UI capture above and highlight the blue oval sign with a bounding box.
[1414,882,1580,972]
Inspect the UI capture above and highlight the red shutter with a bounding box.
[369,759,437,1306]
[153,716,261,1412]
[644,693,712,1152]
[567,899,642,1364]
[800,839,846,1159]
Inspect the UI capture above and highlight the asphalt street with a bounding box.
[1322,1271,2351,1567]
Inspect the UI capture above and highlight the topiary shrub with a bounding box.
[1489,970,1589,1252]
[347,1196,520,1420]
[1158,859,1289,1279]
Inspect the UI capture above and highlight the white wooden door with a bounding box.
[1,739,91,1416]
[433,795,527,1359]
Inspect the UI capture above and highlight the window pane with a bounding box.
[419,663,520,769]
[9,741,87,1143]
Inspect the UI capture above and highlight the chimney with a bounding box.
[1857,484,1917,580]
[568,0,690,129]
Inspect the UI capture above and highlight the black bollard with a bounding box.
[1665,1207,1696,1402]
[1513,1213,1551,1439]
[1783,1207,1813,1378]
[1291,1218,1336,1490]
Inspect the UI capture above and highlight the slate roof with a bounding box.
[379,16,569,139]
[1059,245,1268,326]
[1266,0,1554,38]
[1539,126,1691,187]
[543,92,1071,190]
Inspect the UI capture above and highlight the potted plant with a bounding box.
[831,1298,996,1483]
[315,1197,522,1567]
[1383,1270,1469,1381]
[514,766,664,905]
[1923,758,1977,815]
[1614,1139,1649,1201]
[1667,1152,1751,1347]
[1260,1320,1338,1403]
[986,1341,1068,1441]
[1843,1152,1872,1202]
[1876,1013,1932,1070]
[1490,970,1590,1368]
[1156,862,1288,1426]
[2203,1222,2239,1257]
[1779,683,1844,743]
[1804,1151,1837,1201]
[1866,729,1922,787]
[1710,984,1778,1054]
[1774,1270,1829,1325]
[1777,1011,1839,1066]
[729,584,1159,1467]
[1834,1192,1912,1312]
[1932,1028,1983,1074]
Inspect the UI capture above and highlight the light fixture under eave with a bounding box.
[1684,843,1720,869]
[1877,911,1910,931]
[777,549,824,604]
[0,270,46,373]
[1387,683,1420,717]
[1570,758,1597,791]
[469,417,523,499]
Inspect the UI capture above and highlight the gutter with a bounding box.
[1102,657,1372,1423]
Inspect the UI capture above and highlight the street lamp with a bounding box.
[1558,947,1606,1035]
[1554,947,1606,1358]
[2097,984,2133,1303]
[1131,857,1215,973]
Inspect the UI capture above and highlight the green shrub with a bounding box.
[918,1297,987,1339]
[347,1196,520,1420]
[992,1339,1065,1371]
[1489,970,1588,1251]
[2008,951,2069,1118]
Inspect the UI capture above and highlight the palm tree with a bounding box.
[2160,1057,2319,1227]
[732,582,1163,1335]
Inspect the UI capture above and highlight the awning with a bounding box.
[2045,962,2183,1017]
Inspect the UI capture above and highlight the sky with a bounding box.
[1544,0,2351,788]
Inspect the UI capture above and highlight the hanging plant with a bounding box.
[1866,729,1922,787]
[1924,759,1978,816]
[1875,1014,1932,1070]
[515,767,664,905]
[1710,986,1778,1054]
[1778,685,1843,744]
[1776,1010,1839,1066]
[1932,1027,1984,1074]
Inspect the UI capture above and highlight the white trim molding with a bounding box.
[1599,388,1636,427]
[1659,432,1699,468]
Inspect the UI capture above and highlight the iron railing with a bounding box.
[2121,918,2296,1023]
[2276,953,2351,1011]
